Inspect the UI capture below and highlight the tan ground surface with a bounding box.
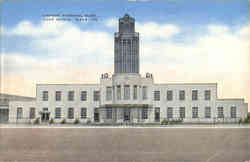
[0,128,249,162]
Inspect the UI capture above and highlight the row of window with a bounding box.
[42,86,145,102]
[154,90,211,101]
[106,108,148,120]
[112,85,148,101]
[55,107,87,119]
[16,107,88,119]
[164,106,237,119]
[16,106,237,120]
[42,89,212,102]
[42,91,100,102]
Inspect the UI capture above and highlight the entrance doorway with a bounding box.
[155,107,160,122]
[94,108,99,122]
[124,108,130,121]
[0,109,9,123]
[41,112,50,122]
[41,108,50,122]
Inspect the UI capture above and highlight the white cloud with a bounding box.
[238,23,250,37]
[4,19,114,62]
[105,18,118,28]
[136,22,180,40]
[207,25,229,35]
[2,53,113,96]
[0,25,4,34]
[4,19,75,37]
[105,18,180,40]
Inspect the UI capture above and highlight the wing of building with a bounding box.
[1,14,248,124]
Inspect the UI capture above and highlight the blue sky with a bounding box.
[2,0,249,28]
[1,0,250,110]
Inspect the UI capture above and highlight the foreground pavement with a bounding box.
[1,123,250,128]
[0,127,249,162]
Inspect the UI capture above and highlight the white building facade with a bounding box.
[1,14,248,124]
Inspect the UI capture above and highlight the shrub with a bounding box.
[33,117,40,124]
[161,119,168,125]
[61,118,66,124]
[49,118,54,124]
[165,119,183,125]
[74,118,79,124]
[86,119,91,125]
[238,119,242,124]
[243,116,250,124]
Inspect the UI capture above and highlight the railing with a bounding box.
[161,117,242,124]
[1,117,244,125]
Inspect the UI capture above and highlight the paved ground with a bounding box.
[0,128,249,162]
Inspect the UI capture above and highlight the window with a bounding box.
[217,107,224,118]
[68,107,74,119]
[117,85,121,100]
[167,107,173,119]
[94,91,100,101]
[142,86,147,100]
[205,90,211,100]
[205,107,211,118]
[179,107,185,118]
[192,107,198,118]
[231,106,236,118]
[106,87,112,101]
[167,90,173,101]
[179,90,185,101]
[106,108,112,119]
[124,85,130,100]
[42,91,48,101]
[154,91,160,101]
[68,91,74,101]
[29,107,35,119]
[142,108,148,119]
[17,107,23,119]
[55,91,61,101]
[43,107,48,111]
[81,91,87,101]
[81,108,87,119]
[192,90,198,100]
[55,107,61,119]
[133,85,138,100]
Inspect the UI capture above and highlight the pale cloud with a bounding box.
[207,25,229,35]
[0,25,4,34]
[104,18,180,40]
[105,18,118,28]
[31,30,113,58]
[2,53,113,96]
[136,22,180,40]
[4,19,114,61]
[238,23,250,37]
[4,19,73,37]
[1,19,250,111]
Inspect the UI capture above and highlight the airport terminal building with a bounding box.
[0,14,248,124]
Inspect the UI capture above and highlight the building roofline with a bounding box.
[0,93,36,101]
[217,98,245,101]
[154,83,217,86]
[36,83,100,86]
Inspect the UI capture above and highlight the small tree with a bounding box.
[33,117,40,124]
[238,119,242,124]
[243,116,250,124]
[161,119,168,125]
[86,118,91,125]
[74,118,79,124]
[49,118,54,124]
[61,118,66,124]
